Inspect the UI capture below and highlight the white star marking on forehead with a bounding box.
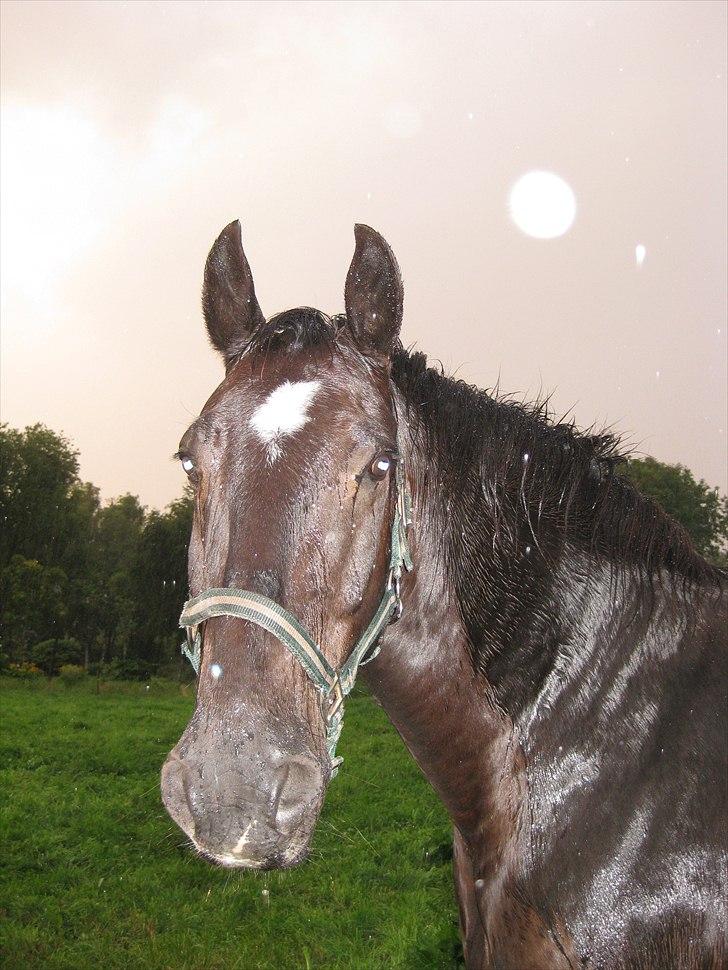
[249,380,321,463]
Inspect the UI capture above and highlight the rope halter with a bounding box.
[179,462,413,776]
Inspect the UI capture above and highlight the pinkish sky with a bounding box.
[1,0,726,509]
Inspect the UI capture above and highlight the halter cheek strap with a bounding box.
[178,462,413,776]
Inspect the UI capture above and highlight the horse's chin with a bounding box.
[196,842,311,870]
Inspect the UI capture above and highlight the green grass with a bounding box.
[0,677,461,969]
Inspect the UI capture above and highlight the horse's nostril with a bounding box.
[161,754,196,839]
[272,755,325,835]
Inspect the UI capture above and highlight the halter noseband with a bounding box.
[179,462,413,776]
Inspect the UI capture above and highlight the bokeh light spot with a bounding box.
[509,171,577,239]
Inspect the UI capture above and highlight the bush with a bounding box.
[58,664,86,685]
[4,662,44,678]
[101,658,152,681]
[29,638,83,676]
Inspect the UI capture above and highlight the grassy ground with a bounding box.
[0,677,461,969]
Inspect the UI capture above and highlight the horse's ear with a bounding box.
[202,220,265,363]
[344,224,403,357]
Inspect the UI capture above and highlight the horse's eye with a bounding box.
[369,455,392,480]
[181,457,195,474]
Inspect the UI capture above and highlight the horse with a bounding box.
[161,221,727,969]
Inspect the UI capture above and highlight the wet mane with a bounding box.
[234,309,723,588]
[392,348,724,588]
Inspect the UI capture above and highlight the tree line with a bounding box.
[1,423,726,678]
[1,424,191,678]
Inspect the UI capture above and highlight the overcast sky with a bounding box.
[1,0,726,509]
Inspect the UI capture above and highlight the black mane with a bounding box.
[392,348,724,589]
[238,310,723,588]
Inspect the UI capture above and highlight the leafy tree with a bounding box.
[0,424,86,569]
[88,494,146,667]
[0,556,68,659]
[0,425,98,658]
[94,494,146,576]
[62,481,101,662]
[130,491,193,674]
[620,457,728,565]
[0,424,194,675]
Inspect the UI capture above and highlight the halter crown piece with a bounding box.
[179,462,413,776]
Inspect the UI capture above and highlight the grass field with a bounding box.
[0,677,461,969]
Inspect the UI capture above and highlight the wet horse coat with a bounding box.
[162,222,727,968]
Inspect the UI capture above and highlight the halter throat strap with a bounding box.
[178,462,413,775]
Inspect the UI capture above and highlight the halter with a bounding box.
[179,462,413,775]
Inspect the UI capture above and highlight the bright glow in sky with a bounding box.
[0,104,111,328]
[509,171,577,239]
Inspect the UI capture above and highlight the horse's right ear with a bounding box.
[202,221,265,363]
[344,224,403,357]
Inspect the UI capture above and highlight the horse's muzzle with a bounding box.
[161,745,326,869]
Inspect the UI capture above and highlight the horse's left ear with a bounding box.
[344,224,403,357]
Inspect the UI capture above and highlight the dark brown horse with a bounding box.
[162,221,727,969]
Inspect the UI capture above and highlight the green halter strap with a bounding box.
[179,462,413,775]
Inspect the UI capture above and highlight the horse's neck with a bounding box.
[365,419,639,863]
[362,451,529,878]
[361,465,575,969]
[361,541,527,872]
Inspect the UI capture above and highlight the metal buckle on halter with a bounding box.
[322,673,344,725]
[387,569,403,623]
[181,625,201,674]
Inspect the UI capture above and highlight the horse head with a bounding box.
[161,221,407,869]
